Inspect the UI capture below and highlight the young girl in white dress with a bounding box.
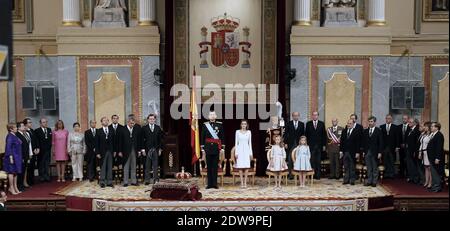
[267,135,288,188]
[234,120,253,188]
[293,136,312,187]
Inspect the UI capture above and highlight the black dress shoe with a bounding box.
[100,183,106,188]
[89,179,94,182]
[123,184,128,187]
[213,186,219,189]
[350,182,355,185]
[144,182,150,186]
[364,183,371,186]
[343,182,349,185]
[107,184,114,188]
[131,183,139,186]
[429,188,442,193]
[371,184,377,187]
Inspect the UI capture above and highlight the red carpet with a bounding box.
[381,179,449,198]
[7,178,74,201]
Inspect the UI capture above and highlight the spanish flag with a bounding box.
[190,70,201,165]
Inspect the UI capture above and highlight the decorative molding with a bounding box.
[311,0,320,21]
[423,0,449,21]
[174,0,277,86]
[309,57,371,127]
[174,0,188,85]
[12,0,25,22]
[13,58,25,122]
[358,0,366,20]
[81,0,92,21]
[437,73,449,150]
[129,0,138,21]
[77,57,142,130]
[263,0,277,85]
[422,57,449,122]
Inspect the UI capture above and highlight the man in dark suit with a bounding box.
[34,118,52,182]
[23,118,39,186]
[405,118,421,184]
[96,117,115,188]
[379,114,399,179]
[109,115,124,167]
[0,191,7,211]
[201,111,225,189]
[427,122,444,192]
[140,114,164,185]
[362,116,383,187]
[339,119,362,185]
[398,114,410,178]
[16,122,31,191]
[350,114,363,129]
[84,120,97,182]
[284,112,304,179]
[305,111,327,180]
[350,114,364,153]
[326,118,344,179]
[122,117,141,186]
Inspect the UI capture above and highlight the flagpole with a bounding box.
[192,66,197,177]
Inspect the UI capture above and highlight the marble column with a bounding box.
[293,0,312,26]
[139,0,157,26]
[62,0,81,27]
[367,0,386,26]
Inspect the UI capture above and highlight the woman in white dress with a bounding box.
[267,135,288,188]
[418,122,432,189]
[293,136,312,187]
[67,122,86,181]
[234,120,253,188]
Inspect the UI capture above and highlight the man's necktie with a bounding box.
[348,128,352,139]
[25,132,31,143]
[314,121,317,130]
[369,128,373,137]
[387,124,390,135]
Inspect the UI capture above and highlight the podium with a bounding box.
[162,135,179,177]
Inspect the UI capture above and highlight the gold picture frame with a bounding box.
[12,0,25,22]
[423,0,449,21]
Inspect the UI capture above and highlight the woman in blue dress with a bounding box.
[3,123,23,195]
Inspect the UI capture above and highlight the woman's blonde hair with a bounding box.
[6,122,16,132]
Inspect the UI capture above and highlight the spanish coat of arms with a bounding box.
[199,13,252,68]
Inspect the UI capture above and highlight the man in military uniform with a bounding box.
[201,111,225,189]
[327,118,343,179]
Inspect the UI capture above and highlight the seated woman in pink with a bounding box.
[52,120,69,182]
